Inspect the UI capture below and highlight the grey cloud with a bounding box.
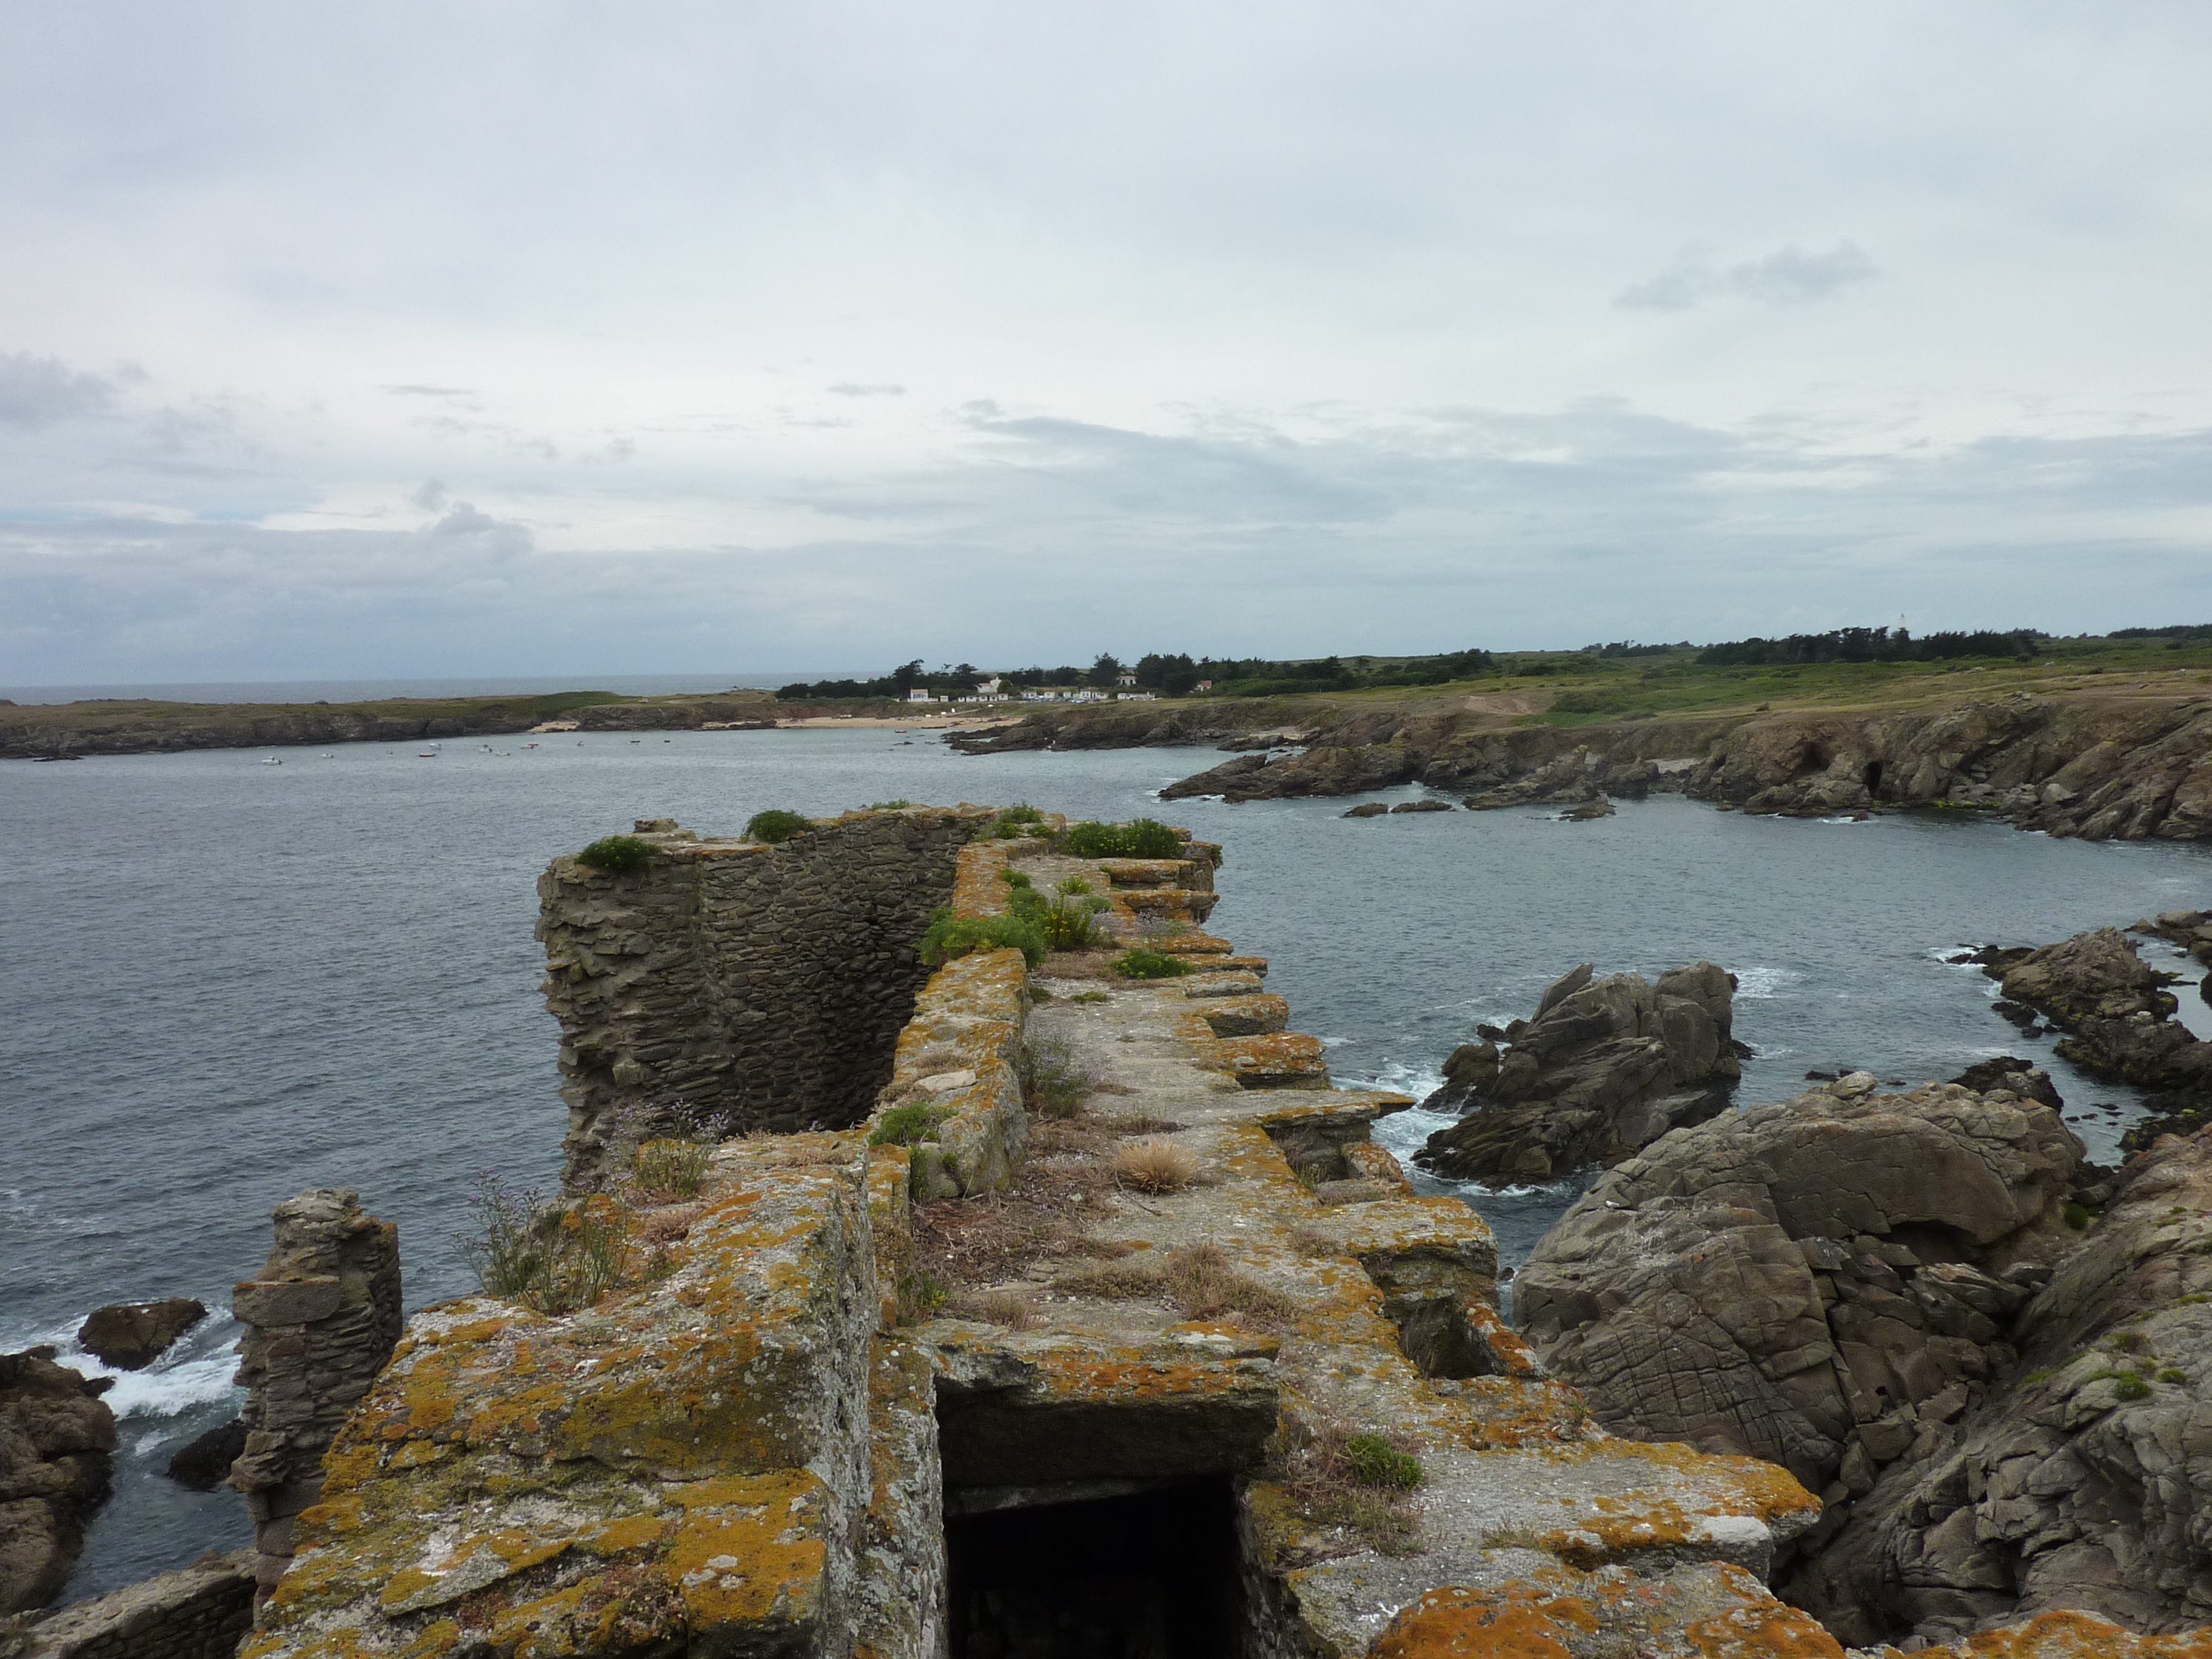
[1617,241,1880,311]
[825,383,906,397]
[384,384,474,397]
[412,478,449,511]
[0,353,118,427]
[427,501,528,546]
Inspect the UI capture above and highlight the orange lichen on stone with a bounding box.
[876,943,1029,1199]
[948,837,1016,919]
[1908,1611,2212,1659]
[1199,1031,1332,1088]
[1371,1564,1843,1659]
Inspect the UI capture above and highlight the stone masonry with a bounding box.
[228,1190,401,1599]
[538,808,991,1189]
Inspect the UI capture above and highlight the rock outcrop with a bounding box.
[229,1190,401,1597]
[1988,928,2212,1101]
[0,1352,116,1612]
[1461,747,1656,812]
[1416,962,1744,1181]
[75,1300,206,1372]
[1515,1079,2080,1519]
[1785,1121,2212,1644]
[2136,909,2212,968]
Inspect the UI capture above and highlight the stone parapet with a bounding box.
[4,1551,255,1658]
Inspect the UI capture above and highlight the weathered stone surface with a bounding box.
[1417,960,1743,1181]
[230,1190,401,1596]
[1516,1080,2078,1526]
[539,807,991,1188]
[1785,1123,2212,1647]
[0,1352,116,1614]
[4,1548,255,1658]
[74,1301,205,1372]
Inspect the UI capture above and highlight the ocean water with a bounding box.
[0,672,846,705]
[4,731,2210,1600]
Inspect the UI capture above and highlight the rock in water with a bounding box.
[1340,802,1389,817]
[1991,927,2212,1099]
[165,1416,249,1490]
[1416,960,1743,1179]
[0,1349,118,1611]
[1559,797,1616,820]
[1784,1118,2212,1646]
[1949,1055,2063,1111]
[76,1297,207,1370]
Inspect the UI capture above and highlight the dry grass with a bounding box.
[635,1202,706,1244]
[1287,1225,1337,1256]
[1041,948,1122,979]
[950,1289,1045,1329]
[911,1158,1121,1287]
[1057,1242,1298,1332]
[1099,1112,1184,1134]
[1113,1138,1201,1193]
[1276,1421,1426,1561]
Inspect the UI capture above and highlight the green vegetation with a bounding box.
[2088,1369,2153,1401]
[1344,1434,1426,1490]
[2159,1367,2188,1383]
[2065,1202,2096,1230]
[918,907,1047,968]
[1001,868,1033,888]
[455,1175,631,1315]
[1065,818,1184,858]
[985,803,1047,838]
[745,808,813,843]
[628,1137,714,1201]
[1113,947,1192,979]
[870,1101,948,1147]
[867,799,914,811]
[577,833,653,874]
[1069,990,1111,1004]
[1019,1033,1098,1119]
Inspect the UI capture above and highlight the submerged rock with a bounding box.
[1949,1056,2064,1111]
[165,1417,249,1491]
[1416,960,1743,1181]
[1340,802,1389,817]
[76,1298,206,1371]
[0,1349,118,1612]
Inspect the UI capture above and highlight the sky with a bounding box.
[3,1,2211,685]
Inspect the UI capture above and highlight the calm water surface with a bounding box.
[4,730,2210,1595]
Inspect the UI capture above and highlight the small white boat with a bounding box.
[261,756,283,765]
[318,752,336,759]
[418,749,438,758]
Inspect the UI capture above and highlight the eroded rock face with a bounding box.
[1513,1079,2080,1555]
[76,1298,206,1371]
[0,1350,118,1612]
[1992,928,2212,1101]
[1416,962,1743,1182]
[1786,1123,2212,1646]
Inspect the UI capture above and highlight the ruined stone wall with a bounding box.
[228,1190,401,1598]
[6,1552,255,1658]
[538,808,990,1188]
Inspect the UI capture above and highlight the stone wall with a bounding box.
[228,1190,401,1598]
[3,1551,254,1658]
[538,808,991,1188]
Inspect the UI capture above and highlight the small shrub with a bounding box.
[2159,1367,2188,1383]
[1279,1423,1423,1557]
[1114,1138,1200,1193]
[1056,876,1094,895]
[577,834,652,874]
[1021,1034,1099,1119]
[896,1269,950,1324]
[870,1101,947,1147]
[1113,948,1192,980]
[1041,894,1108,951]
[1002,868,1034,888]
[2182,1293,2210,1305]
[1159,1241,1297,1328]
[1345,1434,1426,1490]
[455,1174,631,1315]
[629,1137,713,1201]
[2106,1330,2146,1353]
[2063,1202,2094,1230]
[986,803,1046,839]
[2088,1368,2152,1401]
[1070,990,1111,1004]
[868,799,914,811]
[745,808,812,843]
[1030,984,1054,1002]
[1064,818,1184,859]
[918,907,1047,969]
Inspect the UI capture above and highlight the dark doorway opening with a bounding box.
[1863,760,1885,796]
[945,1479,1241,1659]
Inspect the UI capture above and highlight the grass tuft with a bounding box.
[1020,1033,1099,1119]
[1113,1137,1200,1192]
[1113,947,1193,980]
[745,808,812,843]
[576,834,652,874]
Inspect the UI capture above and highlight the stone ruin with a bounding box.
[22,802,2212,1658]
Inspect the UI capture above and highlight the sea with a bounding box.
[4,726,2210,1600]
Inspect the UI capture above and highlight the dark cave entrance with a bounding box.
[1863,759,1885,796]
[944,1480,1243,1659]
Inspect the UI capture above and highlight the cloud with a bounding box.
[825,383,907,397]
[1617,242,1880,311]
[411,478,449,511]
[384,385,474,397]
[0,354,118,427]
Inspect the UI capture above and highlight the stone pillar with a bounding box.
[227,1190,401,1598]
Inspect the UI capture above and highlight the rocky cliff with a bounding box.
[1142,690,2212,841]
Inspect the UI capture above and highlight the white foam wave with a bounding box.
[0,1313,242,1429]
[1731,965,1801,1000]
[1744,1042,1795,1059]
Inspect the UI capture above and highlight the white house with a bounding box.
[1114,671,1138,686]
[907,688,934,703]
[1195,679,1215,692]
[1115,691,1157,702]
[975,676,1002,695]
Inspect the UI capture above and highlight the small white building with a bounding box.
[1195,679,1214,692]
[1115,690,1156,702]
[907,689,934,703]
[1115,671,1138,686]
[975,675,1002,695]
